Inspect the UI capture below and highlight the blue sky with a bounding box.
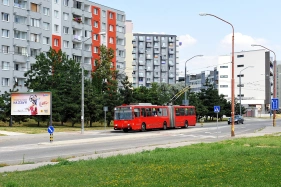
[92,0,281,74]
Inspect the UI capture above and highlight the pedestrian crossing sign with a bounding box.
[214,106,220,113]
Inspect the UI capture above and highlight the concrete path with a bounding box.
[0,131,26,136]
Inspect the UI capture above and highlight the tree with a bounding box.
[119,75,134,104]
[24,48,82,126]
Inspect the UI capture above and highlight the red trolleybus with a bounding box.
[113,103,196,132]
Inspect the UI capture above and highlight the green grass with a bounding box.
[0,119,112,134]
[1,135,281,187]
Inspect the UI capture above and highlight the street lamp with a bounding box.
[239,66,254,116]
[200,13,235,137]
[184,55,203,105]
[251,44,277,127]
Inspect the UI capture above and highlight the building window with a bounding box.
[2,0,9,5]
[72,55,81,63]
[43,7,50,16]
[14,0,27,8]
[94,8,98,15]
[117,26,124,33]
[118,50,125,57]
[42,22,50,30]
[85,30,91,38]
[2,78,9,86]
[2,29,9,37]
[109,25,113,32]
[63,0,69,6]
[15,46,27,55]
[30,48,40,57]
[30,18,40,27]
[63,13,69,20]
[63,40,69,48]
[14,30,27,39]
[220,85,228,88]
[220,75,228,78]
[237,64,244,67]
[117,14,124,21]
[2,45,9,53]
[63,26,69,34]
[14,15,27,24]
[2,61,9,70]
[2,13,9,21]
[30,3,40,12]
[109,12,113,19]
[43,36,49,44]
[54,39,59,46]
[93,46,98,53]
[109,37,113,44]
[54,10,59,18]
[30,33,40,42]
[102,10,105,17]
[54,0,58,3]
[54,24,59,32]
[94,21,98,28]
[237,54,244,58]
[220,65,228,68]
[102,22,105,30]
[93,34,98,40]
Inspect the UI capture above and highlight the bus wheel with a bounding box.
[184,121,188,128]
[141,123,146,132]
[123,129,129,133]
[163,122,167,130]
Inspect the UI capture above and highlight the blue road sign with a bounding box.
[48,126,54,134]
[214,106,220,113]
[271,98,279,110]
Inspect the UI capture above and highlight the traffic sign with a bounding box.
[214,106,220,113]
[48,126,54,134]
[271,98,279,110]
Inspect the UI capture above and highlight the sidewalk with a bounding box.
[0,131,26,136]
[0,126,281,173]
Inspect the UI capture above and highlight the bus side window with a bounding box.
[175,108,180,116]
[185,108,189,116]
[190,108,194,115]
[134,108,140,118]
[158,108,163,116]
[141,108,146,117]
[180,108,185,116]
[163,108,167,116]
[146,108,152,116]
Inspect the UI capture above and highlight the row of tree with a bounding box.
[0,47,245,127]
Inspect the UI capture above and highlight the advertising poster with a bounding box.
[11,92,51,116]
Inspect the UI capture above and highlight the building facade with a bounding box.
[218,49,273,113]
[277,62,281,108]
[131,33,179,88]
[0,0,125,94]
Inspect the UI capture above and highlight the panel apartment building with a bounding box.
[218,49,273,113]
[131,33,179,88]
[0,0,125,94]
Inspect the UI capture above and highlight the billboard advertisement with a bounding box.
[11,92,51,116]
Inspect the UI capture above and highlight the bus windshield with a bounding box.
[114,109,133,120]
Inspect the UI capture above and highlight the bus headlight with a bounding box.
[114,124,117,126]
[127,124,130,126]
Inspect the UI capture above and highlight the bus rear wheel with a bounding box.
[163,122,167,130]
[184,121,188,128]
[141,123,146,132]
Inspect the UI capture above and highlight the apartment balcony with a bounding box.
[168,38,174,42]
[146,43,152,48]
[13,70,26,78]
[161,67,167,72]
[146,66,152,71]
[139,60,145,65]
[139,49,144,53]
[146,55,152,59]
[72,19,83,29]
[169,60,174,66]
[71,7,83,16]
[132,60,136,65]
[154,50,159,54]
[169,49,174,54]
[153,73,160,78]
[154,37,159,41]
[13,53,27,63]
[73,35,83,42]
[139,72,144,77]
[72,48,82,56]
[154,61,160,65]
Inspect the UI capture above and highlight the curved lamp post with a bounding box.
[200,13,235,137]
[184,55,203,105]
[239,66,254,116]
[251,44,276,127]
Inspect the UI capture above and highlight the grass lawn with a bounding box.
[1,135,281,187]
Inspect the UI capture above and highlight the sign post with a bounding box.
[214,106,220,139]
[104,106,108,131]
[48,126,54,142]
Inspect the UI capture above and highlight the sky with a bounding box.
[91,0,281,74]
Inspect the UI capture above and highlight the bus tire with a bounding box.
[141,123,146,132]
[163,122,167,130]
[123,129,129,133]
[184,121,188,128]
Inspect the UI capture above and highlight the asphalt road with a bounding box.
[0,118,279,165]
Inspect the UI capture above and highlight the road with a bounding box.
[0,118,278,165]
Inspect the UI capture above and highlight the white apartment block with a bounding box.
[218,49,273,112]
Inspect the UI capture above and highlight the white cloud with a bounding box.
[220,32,268,52]
[178,34,197,47]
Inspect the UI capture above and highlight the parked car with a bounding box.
[228,115,244,124]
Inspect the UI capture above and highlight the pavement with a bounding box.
[0,125,281,173]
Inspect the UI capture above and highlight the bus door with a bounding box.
[168,106,175,128]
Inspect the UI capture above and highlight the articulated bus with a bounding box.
[113,103,196,132]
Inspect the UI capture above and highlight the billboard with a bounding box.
[11,92,51,116]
